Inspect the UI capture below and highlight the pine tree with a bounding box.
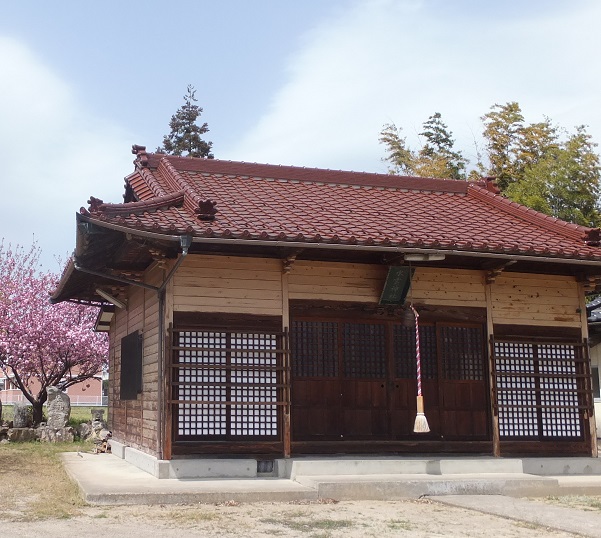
[157,85,214,158]
[417,113,467,179]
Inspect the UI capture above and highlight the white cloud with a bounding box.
[0,37,134,269]
[226,0,601,172]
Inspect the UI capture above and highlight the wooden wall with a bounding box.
[172,257,581,329]
[288,262,486,308]
[108,264,162,457]
[109,253,585,457]
[173,255,283,315]
[489,273,581,327]
[590,344,601,437]
[288,261,387,303]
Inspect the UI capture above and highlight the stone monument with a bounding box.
[13,401,31,428]
[46,386,71,429]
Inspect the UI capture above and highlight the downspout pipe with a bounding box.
[156,235,191,460]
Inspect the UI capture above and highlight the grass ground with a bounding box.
[1,405,107,426]
[0,405,105,520]
[0,442,89,520]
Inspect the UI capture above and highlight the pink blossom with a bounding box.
[0,241,108,423]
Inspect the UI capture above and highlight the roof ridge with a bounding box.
[157,157,204,213]
[138,165,169,198]
[468,183,599,244]
[142,153,470,194]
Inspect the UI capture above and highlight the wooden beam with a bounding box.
[486,279,501,457]
[484,260,517,284]
[579,282,598,457]
[281,260,292,458]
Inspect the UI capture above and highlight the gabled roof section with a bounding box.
[70,144,599,263]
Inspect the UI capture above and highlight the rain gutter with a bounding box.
[80,216,601,268]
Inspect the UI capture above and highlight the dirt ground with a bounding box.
[0,443,596,537]
[2,498,579,538]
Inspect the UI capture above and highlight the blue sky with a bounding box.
[1,0,601,268]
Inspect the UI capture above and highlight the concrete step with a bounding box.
[281,456,601,480]
[282,457,525,479]
[523,457,601,476]
[62,453,318,506]
[294,473,561,500]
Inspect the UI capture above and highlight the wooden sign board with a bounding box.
[379,266,413,305]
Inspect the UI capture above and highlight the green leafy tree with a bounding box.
[516,118,559,172]
[381,102,601,227]
[506,126,601,227]
[380,113,467,179]
[482,102,601,227]
[157,85,214,158]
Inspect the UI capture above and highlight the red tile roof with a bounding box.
[81,148,601,261]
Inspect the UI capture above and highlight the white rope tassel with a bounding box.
[411,304,430,433]
[413,395,430,433]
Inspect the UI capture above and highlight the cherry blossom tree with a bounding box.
[0,242,108,425]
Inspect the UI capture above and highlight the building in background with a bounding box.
[0,370,104,407]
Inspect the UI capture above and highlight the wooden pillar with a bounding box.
[485,279,501,457]
[579,282,598,457]
[282,260,292,458]
[162,262,175,461]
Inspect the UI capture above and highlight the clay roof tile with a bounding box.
[93,153,601,262]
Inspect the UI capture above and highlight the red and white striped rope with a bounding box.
[410,304,422,397]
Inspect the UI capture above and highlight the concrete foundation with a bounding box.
[62,450,601,506]
[107,440,601,486]
[109,440,257,479]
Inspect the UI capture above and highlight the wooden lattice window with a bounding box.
[440,325,485,381]
[176,331,227,436]
[171,329,285,440]
[343,322,386,378]
[291,321,338,377]
[492,339,588,439]
[538,344,581,438]
[394,324,438,379]
[230,333,278,437]
[494,342,537,437]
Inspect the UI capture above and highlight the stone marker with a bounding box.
[91,408,105,423]
[13,402,31,428]
[78,422,92,439]
[46,386,70,429]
